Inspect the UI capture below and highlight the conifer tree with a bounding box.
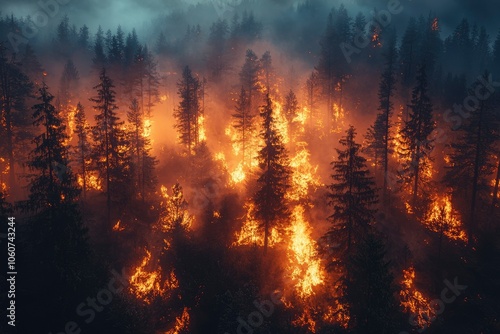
[73,103,91,199]
[91,69,130,227]
[343,233,399,333]
[366,35,397,198]
[232,87,255,167]
[324,126,378,259]
[254,94,291,254]
[398,65,435,206]
[445,72,499,238]
[239,49,261,116]
[174,66,202,154]
[127,98,157,201]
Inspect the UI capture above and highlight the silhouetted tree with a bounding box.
[445,72,499,239]
[324,126,378,261]
[72,103,91,199]
[232,87,255,167]
[254,94,291,254]
[399,65,435,206]
[91,69,130,227]
[174,66,201,154]
[343,233,399,333]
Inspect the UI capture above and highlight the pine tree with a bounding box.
[20,44,44,87]
[207,19,229,80]
[59,59,80,121]
[73,103,91,199]
[239,49,261,116]
[232,87,255,167]
[399,18,419,99]
[445,71,499,239]
[324,126,378,259]
[20,82,93,333]
[284,89,299,123]
[399,65,435,206]
[91,69,130,227]
[254,94,291,255]
[174,66,201,154]
[144,48,161,117]
[127,98,157,201]
[92,26,107,69]
[343,233,399,333]
[366,35,397,198]
[26,82,78,211]
[0,44,33,193]
[260,51,274,93]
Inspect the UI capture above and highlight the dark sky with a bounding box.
[1,0,499,38]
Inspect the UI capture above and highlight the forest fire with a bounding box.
[423,194,467,242]
[129,249,166,303]
[286,205,324,298]
[165,307,190,334]
[1,1,497,333]
[400,267,435,329]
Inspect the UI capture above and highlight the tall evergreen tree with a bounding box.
[445,72,499,239]
[91,69,130,227]
[92,26,107,69]
[73,103,91,199]
[254,94,291,255]
[127,98,157,201]
[284,89,299,123]
[26,82,78,211]
[239,49,261,116]
[366,35,397,199]
[343,233,399,333]
[0,44,33,193]
[174,66,202,155]
[324,126,378,260]
[232,87,255,167]
[398,65,435,206]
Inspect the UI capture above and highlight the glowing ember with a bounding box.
[400,266,435,329]
[113,220,125,231]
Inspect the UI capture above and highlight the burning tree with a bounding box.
[254,94,292,255]
[365,34,397,199]
[174,66,202,154]
[72,103,92,199]
[444,71,499,239]
[232,87,255,167]
[324,126,378,260]
[239,49,261,116]
[127,98,157,201]
[398,64,435,207]
[0,43,33,193]
[91,68,131,227]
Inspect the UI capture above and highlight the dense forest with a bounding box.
[0,0,499,333]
